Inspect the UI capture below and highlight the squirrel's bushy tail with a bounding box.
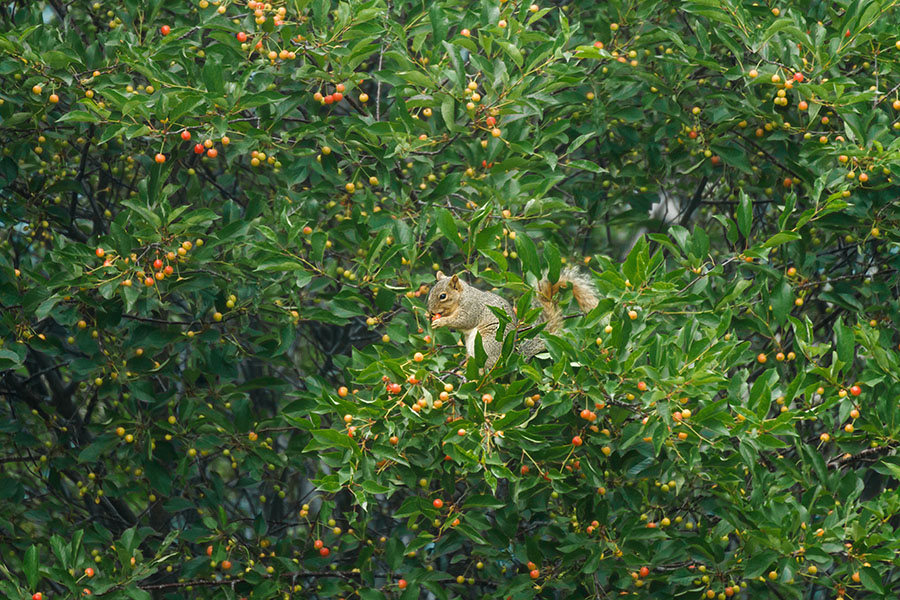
[520,266,598,359]
[537,265,599,333]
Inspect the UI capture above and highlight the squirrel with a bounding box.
[426,266,599,370]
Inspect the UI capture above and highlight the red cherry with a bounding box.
[593,41,604,49]
[850,385,861,396]
[432,498,443,509]
[324,94,334,104]
[336,83,345,93]
[181,130,191,141]
[207,148,218,158]
[845,29,851,37]
[572,436,583,446]
[206,545,213,556]
[160,25,170,36]
[96,247,105,258]
[793,72,804,82]
[33,594,43,600]
[153,258,163,269]
[194,143,205,154]
[313,539,323,549]
[486,116,496,127]
[319,547,330,557]
[520,465,529,474]
[530,569,540,579]
[85,567,94,577]
[236,31,247,42]
[398,579,407,589]
[164,265,174,275]
[333,92,343,102]
[154,153,166,163]
[639,566,650,578]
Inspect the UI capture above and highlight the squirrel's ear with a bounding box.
[435,271,446,280]
[449,274,462,290]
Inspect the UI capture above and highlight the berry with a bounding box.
[236,32,247,42]
[160,25,170,35]
[433,498,443,509]
[154,153,166,164]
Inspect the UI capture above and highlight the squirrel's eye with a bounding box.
[439,293,446,300]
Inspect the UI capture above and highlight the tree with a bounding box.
[1,0,899,598]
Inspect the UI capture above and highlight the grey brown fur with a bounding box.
[426,267,598,370]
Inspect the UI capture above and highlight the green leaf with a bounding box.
[202,58,224,95]
[515,232,539,278]
[736,191,752,239]
[24,545,38,589]
[565,159,605,173]
[435,208,461,246]
[496,40,523,68]
[125,586,152,600]
[834,317,854,368]
[741,552,774,578]
[544,241,560,284]
[398,70,433,87]
[770,279,792,323]
[761,231,800,249]
[859,566,884,592]
[55,110,100,123]
[429,3,448,49]
[440,95,456,131]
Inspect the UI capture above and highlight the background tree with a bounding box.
[1,0,900,599]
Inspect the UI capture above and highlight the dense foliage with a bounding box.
[2,0,900,598]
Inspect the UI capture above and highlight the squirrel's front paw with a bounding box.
[430,315,446,328]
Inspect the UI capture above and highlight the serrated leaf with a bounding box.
[24,545,38,589]
[736,191,751,239]
[435,207,461,246]
[515,232,539,278]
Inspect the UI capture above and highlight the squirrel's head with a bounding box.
[427,271,465,316]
